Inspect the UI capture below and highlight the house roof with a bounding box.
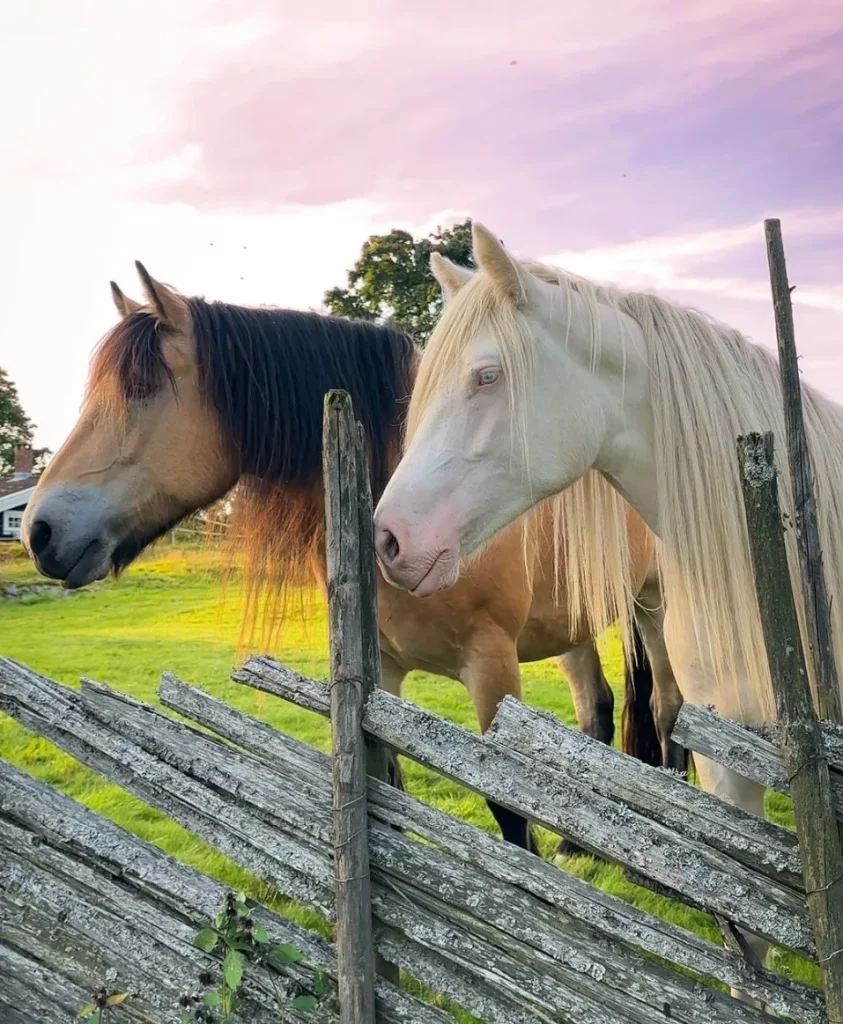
[0,474,39,514]
[0,474,39,500]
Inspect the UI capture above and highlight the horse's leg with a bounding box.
[557,640,614,744]
[462,636,539,854]
[380,652,407,791]
[620,621,664,767]
[633,574,688,774]
[554,640,614,856]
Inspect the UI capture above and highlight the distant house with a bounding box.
[0,446,39,541]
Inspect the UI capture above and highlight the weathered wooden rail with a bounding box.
[674,702,843,806]
[0,754,436,1024]
[0,653,828,1023]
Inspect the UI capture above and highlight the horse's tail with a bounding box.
[621,621,663,767]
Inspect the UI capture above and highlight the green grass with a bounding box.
[0,541,819,1016]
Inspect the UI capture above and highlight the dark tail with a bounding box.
[621,621,663,767]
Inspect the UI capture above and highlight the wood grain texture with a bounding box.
[765,219,842,725]
[739,430,843,1021]
[0,761,333,1024]
[0,694,452,1024]
[236,655,813,956]
[164,672,822,1021]
[2,658,819,1022]
[489,694,802,888]
[673,702,843,821]
[323,389,378,1023]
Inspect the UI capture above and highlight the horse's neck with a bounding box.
[596,436,660,534]
[559,297,661,533]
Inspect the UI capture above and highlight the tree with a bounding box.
[0,367,49,476]
[324,220,474,343]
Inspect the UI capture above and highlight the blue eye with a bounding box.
[477,369,500,387]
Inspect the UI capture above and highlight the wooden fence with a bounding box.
[1,223,841,1022]
[0,393,833,1024]
[0,648,834,1024]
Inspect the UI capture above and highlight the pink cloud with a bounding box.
[130,0,841,240]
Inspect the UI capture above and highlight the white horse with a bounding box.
[374,221,843,998]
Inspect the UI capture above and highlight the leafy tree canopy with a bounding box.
[0,367,50,475]
[324,220,474,343]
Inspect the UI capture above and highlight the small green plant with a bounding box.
[77,989,129,1022]
[181,891,329,1023]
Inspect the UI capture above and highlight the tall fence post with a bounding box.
[352,417,401,987]
[765,218,843,726]
[738,431,843,1020]
[323,389,377,1024]
[353,420,392,787]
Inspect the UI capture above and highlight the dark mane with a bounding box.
[187,298,416,503]
[89,297,417,647]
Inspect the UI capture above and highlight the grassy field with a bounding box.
[0,540,816,1016]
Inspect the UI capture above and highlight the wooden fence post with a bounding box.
[323,390,377,1024]
[738,431,843,1020]
[765,218,843,726]
[352,417,402,987]
[353,421,391,786]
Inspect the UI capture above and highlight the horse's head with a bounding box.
[374,223,648,596]
[24,265,417,603]
[22,264,238,588]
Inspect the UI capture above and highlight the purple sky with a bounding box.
[2,0,841,449]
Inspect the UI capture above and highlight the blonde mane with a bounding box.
[409,260,843,719]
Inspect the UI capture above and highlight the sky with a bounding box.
[1,0,841,452]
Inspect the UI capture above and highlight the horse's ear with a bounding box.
[430,253,474,301]
[134,261,188,328]
[472,223,524,303]
[109,281,142,319]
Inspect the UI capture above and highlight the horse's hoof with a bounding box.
[555,838,587,858]
[387,757,405,792]
[730,989,769,1013]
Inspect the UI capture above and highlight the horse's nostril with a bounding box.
[382,529,400,563]
[29,520,53,557]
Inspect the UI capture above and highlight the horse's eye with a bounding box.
[477,369,500,388]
